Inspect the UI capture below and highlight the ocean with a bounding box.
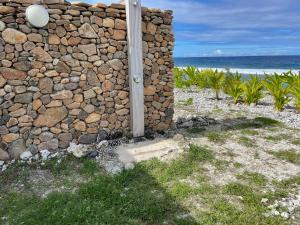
[174,55,300,75]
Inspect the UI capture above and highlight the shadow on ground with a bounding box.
[0,160,199,225]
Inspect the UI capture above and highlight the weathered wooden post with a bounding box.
[125,0,145,137]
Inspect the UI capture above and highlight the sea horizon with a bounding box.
[174,55,300,74]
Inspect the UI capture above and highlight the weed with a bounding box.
[242,75,264,105]
[206,132,227,144]
[206,69,225,100]
[271,150,300,164]
[264,74,291,111]
[238,136,256,147]
[237,172,267,186]
[224,72,243,104]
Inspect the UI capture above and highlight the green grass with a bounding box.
[241,129,259,136]
[0,144,291,225]
[271,150,300,164]
[264,134,290,142]
[206,132,227,144]
[238,136,256,147]
[237,172,267,186]
[177,98,194,106]
[291,138,300,145]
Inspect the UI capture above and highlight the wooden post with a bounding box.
[125,0,145,137]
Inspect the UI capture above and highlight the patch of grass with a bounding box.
[214,160,230,171]
[264,134,290,142]
[212,108,223,113]
[271,150,300,164]
[238,136,256,147]
[237,172,267,186]
[241,129,259,136]
[79,159,99,175]
[206,132,227,144]
[187,127,206,134]
[148,145,215,183]
[170,183,195,199]
[254,117,282,126]
[177,97,194,106]
[291,138,300,145]
[233,162,243,168]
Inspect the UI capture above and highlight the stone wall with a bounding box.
[0,0,174,160]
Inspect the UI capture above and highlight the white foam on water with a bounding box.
[178,67,300,75]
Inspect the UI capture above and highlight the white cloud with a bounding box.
[213,49,223,56]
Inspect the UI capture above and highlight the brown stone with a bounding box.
[98,64,110,75]
[31,47,53,63]
[116,109,129,116]
[103,18,115,28]
[113,30,126,40]
[85,113,101,123]
[144,85,156,95]
[102,80,113,92]
[118,91,128,100]
[0,6,15,14]
[78,44,97,56]
[0,75,6,87]
[0,67,27,80]
[0,148,9,161]
[74,121,86,131]
[79,23,98,38]
[48,34,60,45]
[32,99,42,111]
[115,19,126,30]
[39,78,53,94]
[2,133,19,143]
[68,37,81,46]
[27,33,43,42]
[51,90,73,100]
[147,22,157,35]
[2,28,27,44]
[34,106,68,127]
[55,61,71,73]
[108,59,123,71]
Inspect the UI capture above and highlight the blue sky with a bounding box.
[74,0,300,57]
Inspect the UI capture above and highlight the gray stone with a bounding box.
[108,59,123,71]
[20,151,33,161]
[14,93,33,104]
[8,139,26,159]
[0,21,6,32]
[0,148,9,161]
[39,77,53,94]
[38,139,59,151]
[0,125,9,135]
[13,61,32,71]
[97,129,109,142]
[78,134,98,144]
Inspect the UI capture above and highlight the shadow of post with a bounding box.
[3,164,199,225]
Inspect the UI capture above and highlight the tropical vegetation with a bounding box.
[172,66,300,112]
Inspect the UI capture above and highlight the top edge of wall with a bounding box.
[0,0,173,14]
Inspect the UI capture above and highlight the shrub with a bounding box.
[206,70,225,100]
[224,72,243,104]
[242,75,264,105]
[288,73,300,112]
[184,66,198,85]
[173,67,187,88]
[263,74,291,111]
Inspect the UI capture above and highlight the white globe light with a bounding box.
[26,5,49,28]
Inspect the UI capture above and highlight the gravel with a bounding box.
[174,88,300,129]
